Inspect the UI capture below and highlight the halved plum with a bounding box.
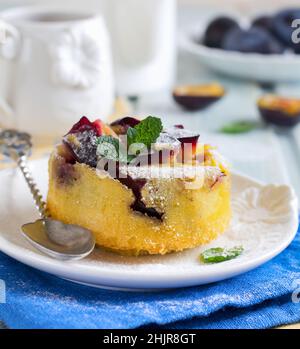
[110,117,140,135]
[258,95,300,127]
[173,83,225,111]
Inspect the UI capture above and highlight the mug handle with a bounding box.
[0,20,20,118]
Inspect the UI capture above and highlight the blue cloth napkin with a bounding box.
[0,222,299,329]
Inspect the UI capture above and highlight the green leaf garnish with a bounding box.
[126,127,138,146]
[97,116,163,164]
[97,136,128,163]
[220,121,259,134]
[200,246,244,264]
[127,116,162,148]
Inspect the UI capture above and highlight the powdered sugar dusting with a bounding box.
[119,165,223,181]
[164,127,199,139]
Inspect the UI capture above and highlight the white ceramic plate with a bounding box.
[0,158,298,290]
[180,23,300,83]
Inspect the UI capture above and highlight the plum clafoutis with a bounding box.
[271,8,300,53]
[172,83,225,111]
[203,16,239,48]
[258,95,300,127]
[222,27,284,54]
[47,116,231,256]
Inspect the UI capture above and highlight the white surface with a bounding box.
[181,23,300,83]
[0,158,298,290]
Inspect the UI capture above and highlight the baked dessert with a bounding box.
[47,116,231,255]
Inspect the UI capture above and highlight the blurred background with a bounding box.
[2,0,300,12]
[0,0,300,199]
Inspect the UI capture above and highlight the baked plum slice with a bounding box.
[67,116,104,136]
[63,116,117,167]
[271,8,300,52]
[130,134,180,166]
[203,16,239,48]
[166,126,199,149]
[110,117,140,135]
[63,116,104,167]
[258,95,300,127]
[165,127,200,163]
[222,27,284,54]
[173,83,225,111]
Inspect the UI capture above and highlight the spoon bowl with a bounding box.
[22,218,95,261]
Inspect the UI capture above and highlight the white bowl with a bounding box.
[180,22,300,83]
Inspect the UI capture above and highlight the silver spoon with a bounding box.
[0,129,95,261]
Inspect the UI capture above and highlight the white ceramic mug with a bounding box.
[0,7,114,136]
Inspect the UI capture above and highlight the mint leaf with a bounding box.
[97,117,163,164]
[220,121,259,134]
[127,116,162,148]
[127,127,137,146]
[97,136,128,163]
[200,246,244,264]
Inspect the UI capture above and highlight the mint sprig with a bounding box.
[220,121,259,134]
[97,136,128,163]
[127,116,162,148]
[97,116,163,163]
[200,246,244,264]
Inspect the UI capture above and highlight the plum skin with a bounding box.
[110,117,140,135]
[259,107,300,127]
[252,15,274,33]
[271,8,300,52]
[222,27,284,54]
[172,84,225,111]
[173,94,222,111]
[203,16,239,48]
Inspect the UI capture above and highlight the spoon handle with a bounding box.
[17,155,48,217]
